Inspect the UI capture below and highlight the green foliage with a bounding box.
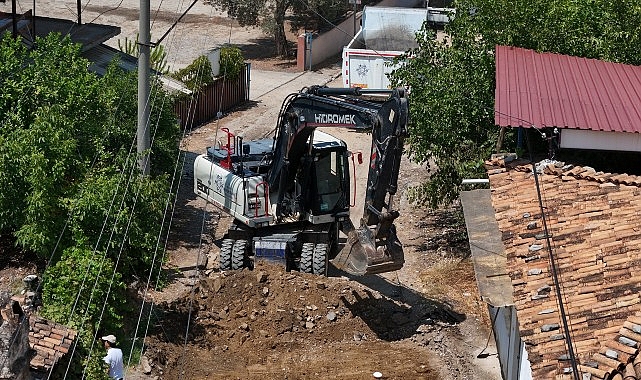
[389,0,641,207]
[41,246,125,379]
[117,34,170,74]
[171,55,214,91]
[65,167,171,280]
[0,33,179,255]
[219,46,245,79]
[41,247,125,333]
[290,0,376,33]
[0,33,180,374]
[0,34,105,254]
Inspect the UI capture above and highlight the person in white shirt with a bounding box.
[101,334,124,380]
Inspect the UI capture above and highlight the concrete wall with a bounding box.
[297,0,423,71]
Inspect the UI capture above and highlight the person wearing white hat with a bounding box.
[101,334,124,380]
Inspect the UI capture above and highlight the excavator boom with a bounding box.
[329,87,409,275]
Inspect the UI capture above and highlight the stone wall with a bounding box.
[0,300,31,380]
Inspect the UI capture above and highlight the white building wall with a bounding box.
[559,129,641,152]
[489,305,532,380]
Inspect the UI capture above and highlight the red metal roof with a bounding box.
[494,45,641,133]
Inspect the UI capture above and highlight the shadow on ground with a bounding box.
[165,150,219,252]
[237,37,297,61]
[333,268,466,341]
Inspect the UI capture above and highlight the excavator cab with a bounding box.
[308,148,349,217]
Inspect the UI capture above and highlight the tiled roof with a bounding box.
[29,316,76,371]
[487,158,641,379]
[495,45,641,134]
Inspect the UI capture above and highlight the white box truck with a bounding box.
[342,4,454,88]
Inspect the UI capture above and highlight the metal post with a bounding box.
[306,32,312,71]
[32,0,35,42]
[138,0,151,175]
[353,3,356,36]
[350,0,360,36]
[12,0,17,38]
[76,0,81,24]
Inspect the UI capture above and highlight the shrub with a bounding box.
[218,45,245,79]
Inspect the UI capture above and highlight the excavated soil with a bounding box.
[126,71,502,379]
[143,264,449,379]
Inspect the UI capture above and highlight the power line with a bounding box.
[123,5,227,377]
[523,130,580,380]
[0,40,136,376]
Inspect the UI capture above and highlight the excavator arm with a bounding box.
[268,86,409,275]
[267,86,381,191]
[332,88,409,275]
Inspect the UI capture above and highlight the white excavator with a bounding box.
[194,85,408,276]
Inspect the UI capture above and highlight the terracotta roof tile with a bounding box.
[487,159,641,379]
[29,316,76,371]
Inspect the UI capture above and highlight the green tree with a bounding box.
[219,45,245,79]
[0,34,106,254]
[389,0,641,207]
[0,33,178,258]
[41,246,125,379]
[206,0,293,56]
[0,33,180,379]
[290,0,376,34]
[171,55,215,91]
[206,0,363,56]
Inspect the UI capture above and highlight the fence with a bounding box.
[174,63,250,129]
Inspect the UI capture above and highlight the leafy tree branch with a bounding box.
[390,0,641,207]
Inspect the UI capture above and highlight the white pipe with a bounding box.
[462,179,489,184]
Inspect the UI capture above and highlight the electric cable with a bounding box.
[0,0,198,374]
[176,28,224,380]
[62,133,142,380]
[292,0,418,64]
[120,4,223,376]
[171,10,248,378]
[4,7,589,377]
[522,125,580,380]
[476,307,500,359]
[0,37,136,376]
[75,64,176,377]
[64,43,172,378]
[124,43,195,377]
[75,39,187,376]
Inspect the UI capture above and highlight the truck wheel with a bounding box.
[232,240,248,270]
[220,239,234,270]
[313,243,328,276]
[300,243,314,273]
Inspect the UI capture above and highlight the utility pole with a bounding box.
[11,0,17,38]
[349,0,361,36]
[137,0,151,175]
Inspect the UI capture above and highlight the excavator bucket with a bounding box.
[331,225,404,276]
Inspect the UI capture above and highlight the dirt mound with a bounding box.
[142,261,457,379]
